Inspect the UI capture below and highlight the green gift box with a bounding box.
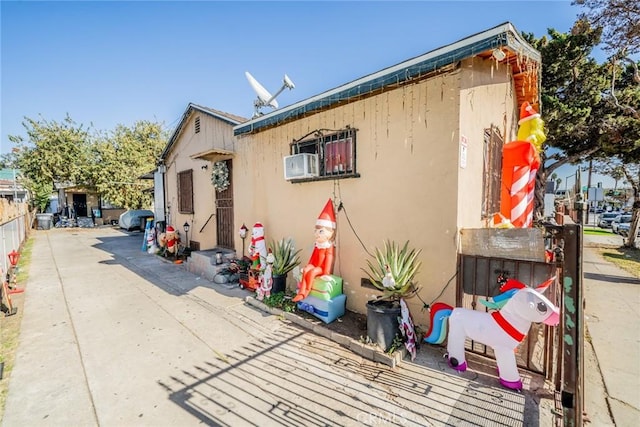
[309,275,343,301]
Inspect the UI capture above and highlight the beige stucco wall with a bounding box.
[234,70,459,327]
[164,111,237,249]
[232,57,519,328]
[457,57,519,227]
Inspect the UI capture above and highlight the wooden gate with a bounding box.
[457,254,559,376]
[215,160,234,249]
[457,224,584,426]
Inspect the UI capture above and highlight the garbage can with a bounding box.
[36,213,53,230]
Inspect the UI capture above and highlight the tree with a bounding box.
[571,0,640,246]
[9,115,93,212]
[92,121,167,209]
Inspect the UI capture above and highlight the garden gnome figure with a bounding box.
[256,249,275,301]
[248,222,267,270]
[292,199,336,302]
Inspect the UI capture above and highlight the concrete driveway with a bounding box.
[3,228,557,426]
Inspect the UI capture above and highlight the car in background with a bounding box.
[598,212,621,228]
[611,214,632,234]
[118,209,154,231]
[618,222,639,238]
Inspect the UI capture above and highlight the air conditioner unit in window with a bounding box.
[283,153,319,180]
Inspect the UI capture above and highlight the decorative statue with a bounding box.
[424,275,559,390]
[248,222,267,270]
[146,224,158,254]
[499,102,546,228]
[292,199,336,302]
[256,249,275,301]
[159,225,180,257]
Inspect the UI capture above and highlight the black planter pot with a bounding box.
[366,299,401,351]
[272,274,287,294]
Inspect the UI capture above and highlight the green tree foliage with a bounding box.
[92,121,167,209]
[572,0,640,246]
[8,115,167,212]
[524,25,607,173]
[8,115,93,211]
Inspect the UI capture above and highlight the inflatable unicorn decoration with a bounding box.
[424,275,559,390]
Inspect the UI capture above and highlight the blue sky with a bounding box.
[0,0,621,187]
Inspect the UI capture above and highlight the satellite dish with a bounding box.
[245,71,295,117]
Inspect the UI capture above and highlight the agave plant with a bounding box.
[362,240,422,301]
[269,238,302,276]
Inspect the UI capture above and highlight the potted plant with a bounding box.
[268,238,302,294]
[362,240,422,351]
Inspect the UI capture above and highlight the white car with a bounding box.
[611,215,632,234]
[598,212,620,228]
[118,210,154,231]
[619,222,639,238]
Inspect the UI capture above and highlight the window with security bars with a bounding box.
[178,169,194,214]
[482,126,503,219]
[291,128,357,178]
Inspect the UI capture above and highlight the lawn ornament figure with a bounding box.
[424,275,559,390]
[256,249,275,301]
[292,199,336,302]
[499,102,546,228]
[159,225,180,258]
[248,222,267,270]
[146,224,158,254]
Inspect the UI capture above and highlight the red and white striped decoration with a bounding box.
[500,141,540,228]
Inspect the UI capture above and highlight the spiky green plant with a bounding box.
[269,238,302,276]
[362,240,422,301]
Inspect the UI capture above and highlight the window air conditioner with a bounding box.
[283,153,319,180]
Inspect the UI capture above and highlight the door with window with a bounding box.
[216,160,234,249]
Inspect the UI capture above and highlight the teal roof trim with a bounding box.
[234,22,539,136]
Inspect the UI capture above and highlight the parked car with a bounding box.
[118,209,154,231]
[598,212,621,228]
[611,215,632,234]
[618,222,640,238]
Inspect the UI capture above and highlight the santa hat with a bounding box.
[518,102,540,124]
[316,199,336,229]
[166,225,175,233]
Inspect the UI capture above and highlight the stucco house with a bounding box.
[159,22,541,326]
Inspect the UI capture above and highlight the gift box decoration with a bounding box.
[309,275,343,301]
[297,293,347,324]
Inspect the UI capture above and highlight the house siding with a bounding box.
[164,111,238,249]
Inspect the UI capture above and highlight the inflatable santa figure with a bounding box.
[292,199,336,302]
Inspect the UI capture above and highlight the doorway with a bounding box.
[73,194,88,217]
[215,160,234,249]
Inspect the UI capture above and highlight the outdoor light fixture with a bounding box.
[201,164,208,170]
[8,250,20,267]
[239,223,248,256]
[492,48,506,61]
[183,221,190,249]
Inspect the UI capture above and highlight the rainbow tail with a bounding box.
[424,302,453,344]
